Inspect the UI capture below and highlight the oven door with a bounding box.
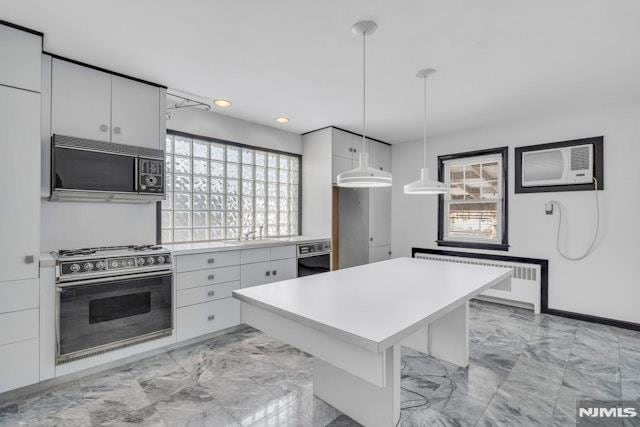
[52,146,136,193]
[297,253,331,277]
[56,272,172,364]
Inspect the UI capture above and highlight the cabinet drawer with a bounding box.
[241,248,269,264]
[177,281,240,308]
[0,278,38,313]
[270,245,296,261]
[177,251,240,272]
[0,309,38,346]
[0,339,39,393]
[176,266,240,290]
[177,298,240,342]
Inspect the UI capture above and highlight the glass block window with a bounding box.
[441,152,505,244]
[161,132,300,243]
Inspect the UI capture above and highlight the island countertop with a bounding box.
[233,257,512,353]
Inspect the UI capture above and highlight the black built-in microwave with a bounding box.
[51,134,165,202]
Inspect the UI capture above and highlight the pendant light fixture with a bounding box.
[404,68,447,195]
[336,21,392,188]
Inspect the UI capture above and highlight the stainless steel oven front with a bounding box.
[55,271,173,364]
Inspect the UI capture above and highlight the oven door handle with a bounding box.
[56,271,173,288]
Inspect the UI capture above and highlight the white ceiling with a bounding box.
[3,0,640,143]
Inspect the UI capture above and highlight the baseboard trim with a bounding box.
[544,308,640,332]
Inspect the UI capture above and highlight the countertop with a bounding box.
[163,235,331,256]
[233,257,512,353]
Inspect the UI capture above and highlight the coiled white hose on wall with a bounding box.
[549,178,600,261]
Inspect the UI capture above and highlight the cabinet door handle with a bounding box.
[113,126,121,134]
[207,290,216,297]
[272,270,277,276]
[207,258,215,264]
[370,237,374,242]
[207,274,215,280]
[265,271,271,276]
[24,255,34,264]
[100,124,108,132]
[208,314,215,321]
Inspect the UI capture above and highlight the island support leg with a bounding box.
[401,301,469,368]
[313,345,400,427]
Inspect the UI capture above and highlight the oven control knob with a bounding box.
[137,257,145,265]
[157,256,165,264]
[110,260,119,268]
[84,263,94,271]
[70,263,80,272]
[145,176,157,186]
[95,261,105,270]
[126,259,134,266]
[147,257,155,264]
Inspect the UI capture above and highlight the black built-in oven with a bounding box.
[297,240,332,277]
[56,271,172,364]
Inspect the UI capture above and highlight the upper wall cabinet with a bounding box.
[111,76,160,148]
[51,59,112,142]
[51,59,161,148]
[0,25,42,92]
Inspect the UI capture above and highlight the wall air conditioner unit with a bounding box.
[521,144,593,187]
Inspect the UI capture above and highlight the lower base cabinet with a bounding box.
[0,339,39,393]
[177,298,241,342]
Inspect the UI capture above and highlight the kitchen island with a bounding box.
[233,257,512,427]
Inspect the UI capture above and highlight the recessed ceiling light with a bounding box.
[275,117,289,124]
[213,99,232,108]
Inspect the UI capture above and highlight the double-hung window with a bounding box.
[160,131,301,243]
[438,147,509,250]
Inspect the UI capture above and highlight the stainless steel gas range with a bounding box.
[53,245,173,365]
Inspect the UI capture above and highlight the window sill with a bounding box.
[436,240,510,251]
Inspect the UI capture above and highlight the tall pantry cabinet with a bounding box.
[0,23,42,392]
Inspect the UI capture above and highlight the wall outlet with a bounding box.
[545,203,554,215]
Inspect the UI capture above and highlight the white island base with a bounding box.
[234,258,510,427]
[241,300,470,427]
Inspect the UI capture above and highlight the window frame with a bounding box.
[156,129,302,244]
[437,146,509,251]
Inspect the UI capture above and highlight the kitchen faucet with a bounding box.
[243,230,257,240]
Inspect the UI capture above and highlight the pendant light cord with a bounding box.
[362,31,368,154]
[423,76,427,169]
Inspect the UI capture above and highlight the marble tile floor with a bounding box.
[1,300,639,426]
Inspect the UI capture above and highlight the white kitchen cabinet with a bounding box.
[332,128,354,158]
[270,258,297,282]
[0,339,39,393]
[177,298,241,342]
[51,58,162,147]
[241,247,297,288]
[176,250,240,273]
[0,24,42,92]
[371,140,391,172]
[369,187,391,248]
[241,261,272,288]
[369,245,392,263]
[177,281,240,308]
[111,76,160,148]
[0,86,40,282]
[51,59,112,141]
[332,155,353,184]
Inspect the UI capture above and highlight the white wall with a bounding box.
[167,108,302,155]
[391,102,640,324]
